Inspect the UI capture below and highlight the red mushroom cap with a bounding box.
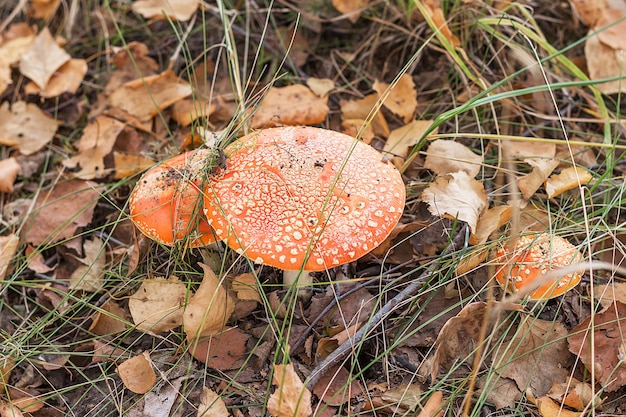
[494,233,583,300]
[129,149,217,247]
[203,126,405,271]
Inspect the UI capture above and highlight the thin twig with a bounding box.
[306,225,468,389]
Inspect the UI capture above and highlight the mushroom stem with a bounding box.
[283,270,313,297]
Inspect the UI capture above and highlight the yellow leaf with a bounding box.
[545,166,592,199]
[116,352,156,394]
[373,74,418,123]
[267,364,312,417]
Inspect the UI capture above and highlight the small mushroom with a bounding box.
[129,149,217,247]
[494,233,584,300]
[203,126,405,287]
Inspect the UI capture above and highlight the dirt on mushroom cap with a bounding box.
[129,149,217,247]
[204,126,406,271]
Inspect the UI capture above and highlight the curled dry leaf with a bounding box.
[0,101,59,155]
[231,273,261,302]
[470,205,512,245]
[251,84,329,128]
[373,74,418,123]
[0,157,20,193]
[267,363,312,417]
[128,276,187,334]
[517,158,560,200]
[421,171,488,234]
[423,139,482,177]
[545,166,592,198]
[183,263,234,340]
[116,352,156,394]
[197,387,229,417]
[421,2,461,47]
[132,0,200,21]
[526,390,581,417]
[18,27,70,90]
[0,402,24,417]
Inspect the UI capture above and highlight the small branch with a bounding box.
[306,226,468,389]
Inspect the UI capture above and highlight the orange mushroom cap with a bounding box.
[129,149,217,247]
[494,233,583,300]
[203,126,406,271]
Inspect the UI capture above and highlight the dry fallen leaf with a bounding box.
[421,171,488,234]
[0,101,59,155]
[117,352,156,394]
[132,0,200,21]
[251,84,329,128]
[62,115,126,179]
[526,390,582,417]
[25,58,88,98]
[232,273,261,302]
[373,74,418,123]
[183,263,234,340]
[470,205,512,245]
[331,0,370,23]
[306,77,335,97]
[384,120,434,159]
[546,378,601,411]
[421,2,461,47]
[340,93,390,137]
[0,401,24,417]
[423,139,482,177]
[545,166,593,199]
[28,0,62,18]
[18,27,70,90]
[493,318,571,398]
[197,387,229,417]
[67,237,107,292]
[89,299,128,336]
[188,328,249,370]
[517,158,560,200]
[267,363,312,417]
[417,390,444,417]
[108,70,192,122]
[568,300,626,392]
[113,151,155,180]
[129,276,187,334]
[24,180,101,246]
[0,234,19,282]
[0,157,20,193]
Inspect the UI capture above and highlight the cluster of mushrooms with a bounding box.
[129,126,583,299]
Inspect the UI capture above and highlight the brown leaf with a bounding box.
[373,74,418,123]
[171,98,217,127]
[188,328,249,370]
[113,151,155,180]
[197,387,229,417]
[267,363,312,417]
[331,0,370,23]
[28,0,61,18]
[0,157,20,193]
[340,93,390,137]
[545,166,593,199]
[89,299,128,336]
[306,77,335,97]
[128,276,187,334]
[116,352,156,394]
[251,84,329,128]
[421,171,488,234]
[108,70,192,122]
[24,58,87,98]
[423,139,482,177]
[18,28,70,90]
[0,101,59,155]
[312,365,363,407]
[384,120,434,159]
[183,263,234,340]
[232,273,261,302]
[66,237,106,292]
[585,26,626,95]
[0,234,19,281]
[494,318,571,397]
[470,205,512,245]
[416,390,444,417]
[422,3,460,47]
[568,301,626,392]
[62,115,125,179]
[517,158,560,200]
[24,180,101,246]
[132,0,200,21]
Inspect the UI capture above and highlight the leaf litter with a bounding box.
[1,1,626,416]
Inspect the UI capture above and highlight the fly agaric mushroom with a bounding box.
[203,126,405,287]
[494,233,584,300]
[129,149,217,247]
